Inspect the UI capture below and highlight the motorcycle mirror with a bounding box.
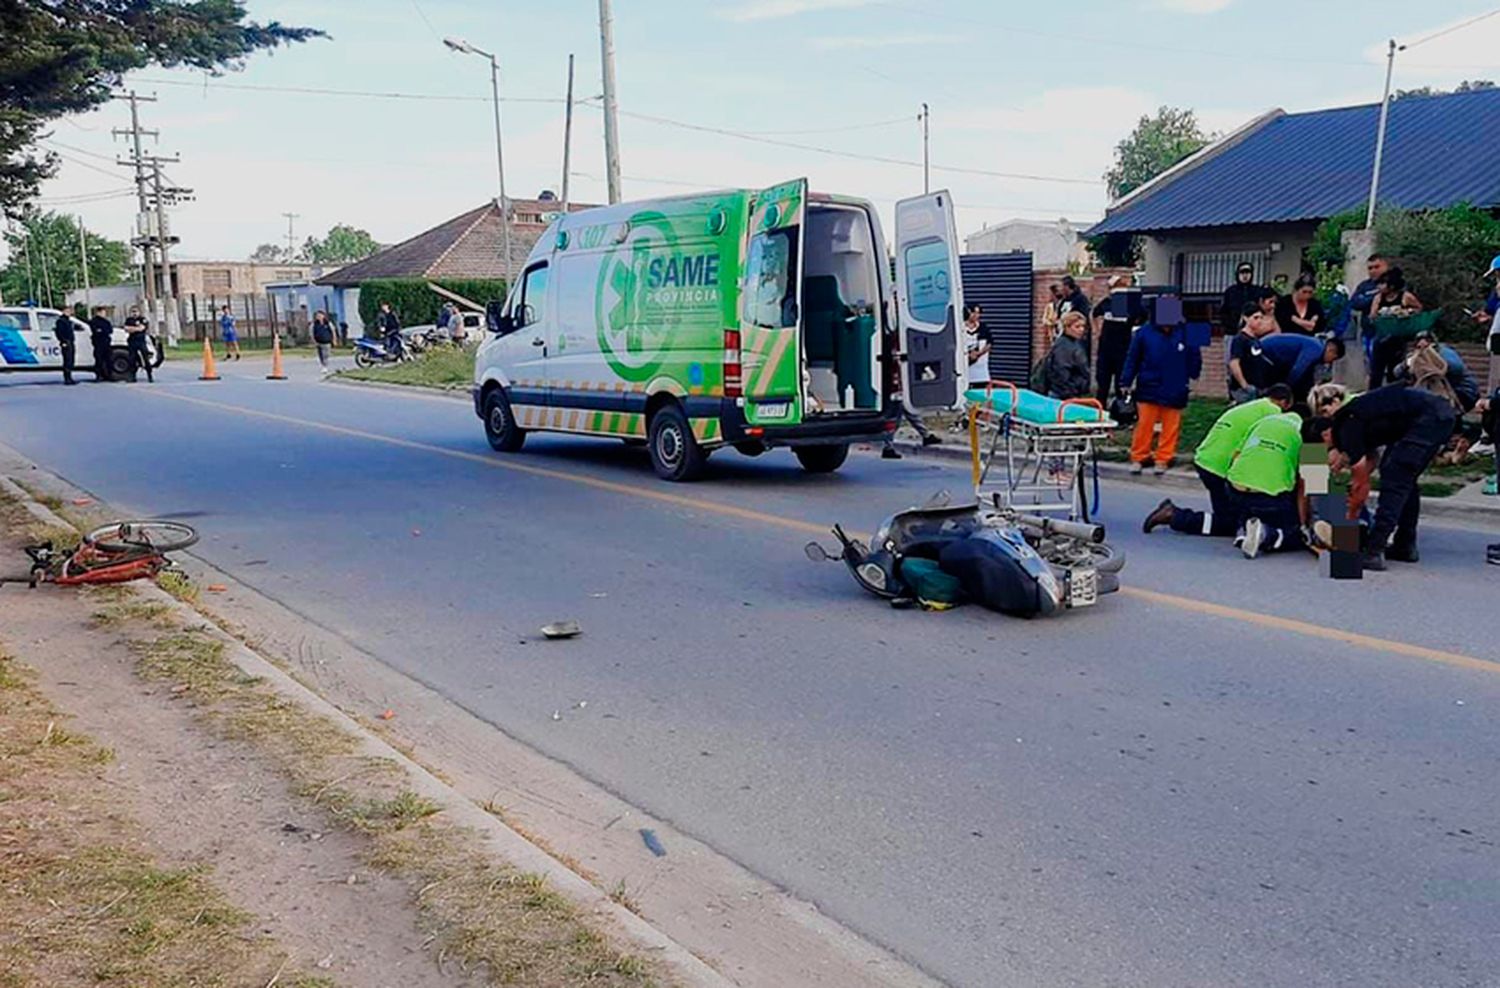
[803,541,830,563]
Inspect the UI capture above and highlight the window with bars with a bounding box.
[201,268,233,293]
[1178,250,1270,295]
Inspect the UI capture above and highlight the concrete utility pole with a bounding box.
[114,90,159,329]
[77,215,91,309]
[1366,38,1402,228]
[283,212,300,260]
[598,0,622,204]
[443,36,513,281]
[561,53,576,214]
[919,103,931,194]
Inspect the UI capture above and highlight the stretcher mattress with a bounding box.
[965,387,1107,425]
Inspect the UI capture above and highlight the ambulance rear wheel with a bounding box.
[794,443,849,474]
[648,403,707,482]
[483,389,526,453]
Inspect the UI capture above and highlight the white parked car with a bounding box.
[0,306,163,380]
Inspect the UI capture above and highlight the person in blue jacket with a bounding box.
[1119,316,1201,475]
[1257,333,1343,404]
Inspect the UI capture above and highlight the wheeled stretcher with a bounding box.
[966,381,1117,522]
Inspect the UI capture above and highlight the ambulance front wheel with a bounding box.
[794,443,849,474]
[648,403,707,482]
[483,389,526,453]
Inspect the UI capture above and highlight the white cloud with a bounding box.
[721,0,878,23]
[1150,0,1233,12]
[810,33,962,50]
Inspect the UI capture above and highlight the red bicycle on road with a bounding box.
[3,520,198,589]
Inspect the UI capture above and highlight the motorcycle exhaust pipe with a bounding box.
[1014,513,1106,544]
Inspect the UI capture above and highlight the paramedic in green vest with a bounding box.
[1142,383,1294,537]
[1228,409,1309,559]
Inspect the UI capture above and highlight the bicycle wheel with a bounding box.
[85,520,199,554]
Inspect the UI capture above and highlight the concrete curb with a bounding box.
[892,441,1500,529]
[328,375,473,403]
[0,472,735,988]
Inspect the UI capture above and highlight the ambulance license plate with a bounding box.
[757,400,791,420]
[1068,568,1098,608]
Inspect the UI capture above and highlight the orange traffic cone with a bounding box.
[266,333,288,380]
[198,337,220,381]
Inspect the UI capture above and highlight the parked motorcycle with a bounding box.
[352,335,415,368]
[805,493,1124,617]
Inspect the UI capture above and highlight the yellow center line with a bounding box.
[139,388,1498,676]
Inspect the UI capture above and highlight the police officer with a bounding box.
[1320,384,1456,570]
[53,310,79,385]
[87,306,114,382]
[123,306,153,383]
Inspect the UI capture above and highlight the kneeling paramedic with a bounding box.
[1143,383,1294,537]
[1318,384,1456,571]
[1227,408,1308,559]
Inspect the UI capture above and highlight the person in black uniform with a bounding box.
[1318,384,1456,571]
[53,310,79,385]
[88,306,114,382]
[122,306,153,383]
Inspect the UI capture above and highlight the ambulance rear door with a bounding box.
[893,191,965,412]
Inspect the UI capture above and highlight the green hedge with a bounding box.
[358,277,507,333]
[1372,205,1500,343]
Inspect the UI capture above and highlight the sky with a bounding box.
[16,0,1500,266]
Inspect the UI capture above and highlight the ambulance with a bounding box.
[473,180,967,481]
[0,306,162,379]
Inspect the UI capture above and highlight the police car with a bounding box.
[0,306,163,380]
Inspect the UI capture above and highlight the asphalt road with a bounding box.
[3,357,1498,988]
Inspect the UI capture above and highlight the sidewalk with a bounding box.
[0,483,715,988]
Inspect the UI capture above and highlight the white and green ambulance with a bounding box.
[473,180,967,481]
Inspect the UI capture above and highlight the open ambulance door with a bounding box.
[738,179,806,419]
[893,190,965,413]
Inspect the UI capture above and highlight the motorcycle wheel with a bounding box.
[1082,541,1126,574]
[353,348,375,368]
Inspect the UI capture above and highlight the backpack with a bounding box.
[1405,345,1460,412]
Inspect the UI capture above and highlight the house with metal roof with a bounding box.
[1088,87,1500,298]
[316,193,594,335]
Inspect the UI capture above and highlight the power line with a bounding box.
[1404,6,1500,49]
[584,102,1103,186]
[566,169,1100,216]
[37,188,136,204]
[408,0,441,41]
[37,142,129,180]
[132,75,561,104]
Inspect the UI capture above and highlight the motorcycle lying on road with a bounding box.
[805,494,1124,617]
[353,334,417,368]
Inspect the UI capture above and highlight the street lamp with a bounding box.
[444,36,513,282]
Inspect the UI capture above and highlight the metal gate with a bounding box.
[960,253,1033,385]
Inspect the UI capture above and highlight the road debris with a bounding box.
[541,620,582,639]
[639,828,667,857]
[379,709,396,720]
[206,584,228,593]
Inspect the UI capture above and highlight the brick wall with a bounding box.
[1030,266,1235,398]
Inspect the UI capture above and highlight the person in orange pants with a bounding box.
[1129,402,1183,474]
[1119,315,1201,476]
